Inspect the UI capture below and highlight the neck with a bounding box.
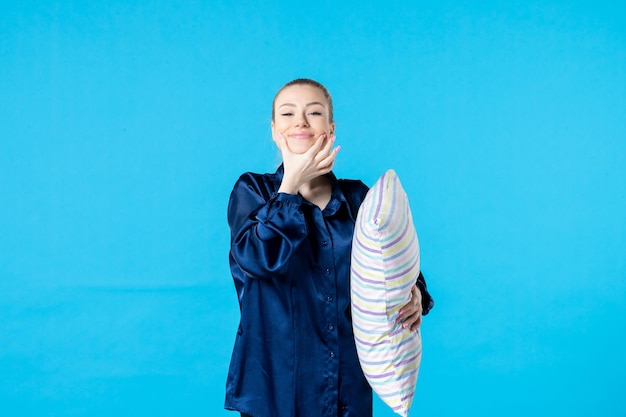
[299,175,328,193]
[299,175,332,210]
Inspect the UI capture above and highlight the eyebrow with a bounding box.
[278,101,326,108]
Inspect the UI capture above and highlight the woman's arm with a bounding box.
[395,272,435,331]
[228,173,309,280]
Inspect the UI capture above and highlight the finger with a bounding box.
[412,309,423,331]
[318,145,340,169]
[320,133,335,156]
[316,159,336,177]
[410,315,423,331]
[317,136,336,164]
[308,133,330,161]
[308,133,327,155]
[402,310,423,330]
[396,305,418,324]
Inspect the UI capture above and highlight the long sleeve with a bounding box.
[228,173,309,280]
[416,271,434,315]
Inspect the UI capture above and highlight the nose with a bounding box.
[295,113,309,127]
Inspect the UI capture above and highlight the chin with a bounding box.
[288,143,313,154]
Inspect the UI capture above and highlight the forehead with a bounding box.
[274,84,329,107]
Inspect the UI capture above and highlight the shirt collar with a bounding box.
[274,164,351,217]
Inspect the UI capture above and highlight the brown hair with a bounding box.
[272,78,334,122]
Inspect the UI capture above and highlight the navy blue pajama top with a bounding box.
[224,166,372,417]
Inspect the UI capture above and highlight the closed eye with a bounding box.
[281,112,294,116]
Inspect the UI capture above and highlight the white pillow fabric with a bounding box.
[351,169,422,417]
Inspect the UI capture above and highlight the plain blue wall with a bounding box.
[1,1,625,416]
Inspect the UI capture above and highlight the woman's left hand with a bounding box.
[396,284,422,332]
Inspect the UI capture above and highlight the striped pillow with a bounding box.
[351,169,422,417]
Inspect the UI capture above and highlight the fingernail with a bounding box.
[335,145,341,152]
[403,323,408,329]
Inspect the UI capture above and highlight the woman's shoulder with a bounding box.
[336,177,369,198]
[236,168,277,181]
[231,169,281,199]
[337,177,368,190]
[234,167,281,184]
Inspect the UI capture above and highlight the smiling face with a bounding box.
[271,84,335,154]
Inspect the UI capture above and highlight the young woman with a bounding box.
[225,79,433,417]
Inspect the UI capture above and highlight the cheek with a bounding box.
[324,118,334,131]
[273,121,289,134]
[312,120,332,133]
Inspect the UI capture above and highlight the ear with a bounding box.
[329,121,336,137]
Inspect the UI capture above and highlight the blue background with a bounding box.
[1,1,625,416]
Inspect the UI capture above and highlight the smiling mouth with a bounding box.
[289,133,313,139]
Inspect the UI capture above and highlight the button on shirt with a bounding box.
[225,166,372,417]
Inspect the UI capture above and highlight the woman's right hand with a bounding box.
[276,132,340,194]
